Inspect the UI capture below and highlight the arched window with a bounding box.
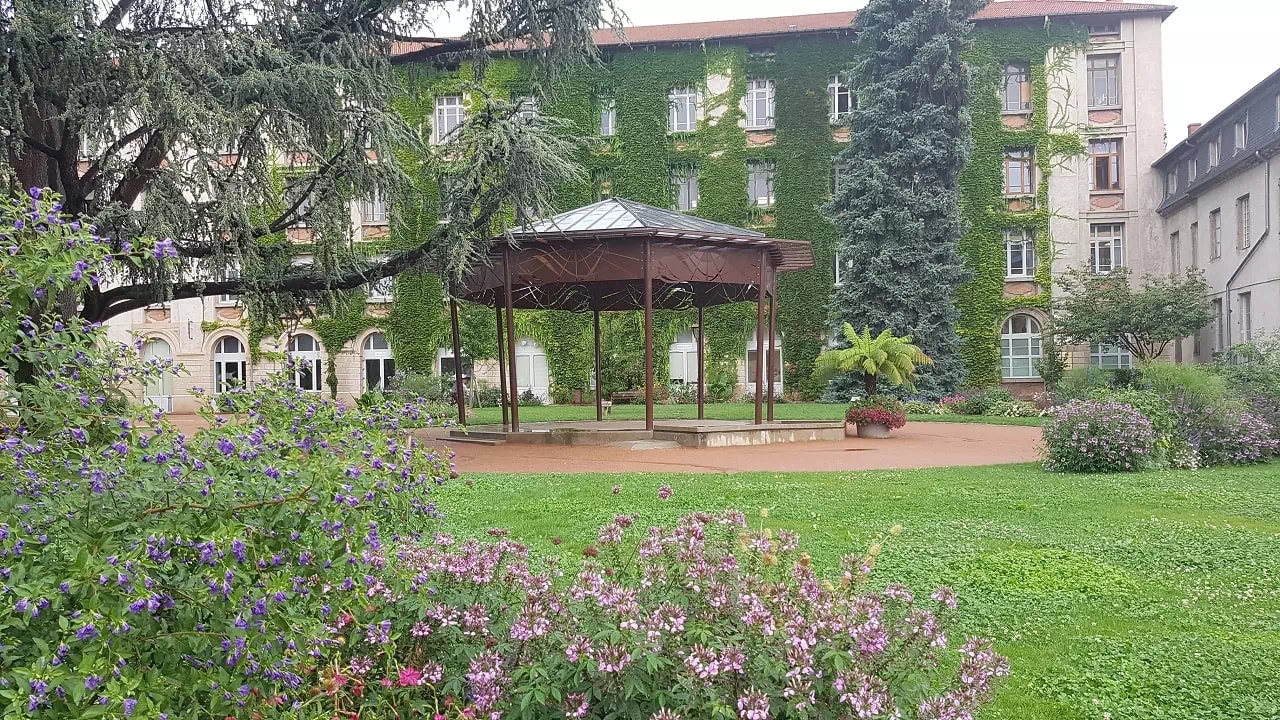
[212,336,247,394]
[141,337,174,411]
[363,333,395,391]
[288,333,323,392]
[1001,314,1042,379]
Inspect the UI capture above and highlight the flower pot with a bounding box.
[856,422,892,439]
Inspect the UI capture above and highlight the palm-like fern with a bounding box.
[813,325,934,396]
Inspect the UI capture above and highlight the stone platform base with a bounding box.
[449,419,844,448]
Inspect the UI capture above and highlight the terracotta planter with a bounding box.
[855,422,891,439]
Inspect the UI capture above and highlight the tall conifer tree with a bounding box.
[827,0,983,397]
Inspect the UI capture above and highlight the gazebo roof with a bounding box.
[508,198,814,273]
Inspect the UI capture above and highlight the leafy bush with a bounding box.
[942,387,1013,416]
[705,366,738,402]
[1051,367,1116,404]
[903,399,943,415]
[984,399,1039,418]
[519,387,546,406]
[1087,387,1184,467]
[665,381,697,404]
[473,379,504,407]
[1210,333,1280,398]
[846,395,908,429]
[1198,410,1280,466]
[1043,400,1156,473]
[1137,361,1229,413]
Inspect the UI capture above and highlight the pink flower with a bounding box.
[657,484,673,500]
[611,485,622,494]
[398,666,423,687]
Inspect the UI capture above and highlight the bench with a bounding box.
[610,391,644,404]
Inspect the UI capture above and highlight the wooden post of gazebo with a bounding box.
[594,308,603,422]
[494,303,508,429]
[448,289,466,425]
[643,239,654,431]
[502,249,520,432]
[696,304,705,421]
[767,270,776,422]
[754,250,766,425]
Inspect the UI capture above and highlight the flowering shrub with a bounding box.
[903,399,945,415]
[1042,400,1156,472]
[983,400,1039,418]
[940,388,1013,416]
[317,512,1007,720]
[1197,410,1280,466]
[846,395,908,429]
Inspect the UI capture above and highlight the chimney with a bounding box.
[1188,122,1202,136]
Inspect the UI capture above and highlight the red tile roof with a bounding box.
[394,1,1174,59]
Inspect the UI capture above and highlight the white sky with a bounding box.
[433,0,1280,148]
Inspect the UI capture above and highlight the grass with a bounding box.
[432,462,1280,719]
[461,401,1044,427]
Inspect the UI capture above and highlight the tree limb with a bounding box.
[100,0,139,30]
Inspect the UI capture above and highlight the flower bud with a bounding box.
[889,524,904,536]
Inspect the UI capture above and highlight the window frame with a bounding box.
[1000,313,1043,380]
[1236,194,1251,249]
[216,263,240,306]
[1212,298,1224,351]
[828,73,853,123]
[1209,208,1223,259]
[212,336,248,395]
[288,333,323,393]
[1239,291,1253,342]
[361,189,388,225]
[1088,138,1122,191]
[668,87,699,134]
[369,275,394,302]
[747,160,775,207]
[1234,114,1249,155]
[1170,231,1181,274]
[1004,229,1036,279]
[599,98,616,137]
[745,78,775,130]
[1208,134,1221,168]
[1003,147,1035,196]
[670,165,699,211]
[1001,63,1032,114]
[432,95,465,145]
[1165,169,1178,198]
[1089,223,1124,274]
[1189,222,1199,269]
[1187,156,1198,184]
[1089,342,1133,370]
[1086,54,1121,109]
[362,332,395,392]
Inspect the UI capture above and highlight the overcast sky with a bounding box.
[435,0,1280,149]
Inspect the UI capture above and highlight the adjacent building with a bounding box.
[106,0,1179,412]
[1154,67,1280,361]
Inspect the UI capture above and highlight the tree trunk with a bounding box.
[863,373,877,396]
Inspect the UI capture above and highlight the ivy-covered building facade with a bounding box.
[106,0,1175,413]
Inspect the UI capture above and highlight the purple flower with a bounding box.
[75,623,98,641]
[84,675,102,691]
[123,697,137,716]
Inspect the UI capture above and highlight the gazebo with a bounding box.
[442,198,815,433]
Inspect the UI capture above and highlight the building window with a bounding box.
[828,73,853,122]
[369,276,394,302]
[592,170,613,202]
[1187,156,1198,184]
[439,350,473,380]
[599,99,616,137]
[362,190,388,225]
[1002,63,1031,113]
[1088,138,1122,191]
[1090,343,1132,370]
[141,338,174,412]
[746,330,783,386]
[1190,222,1199,269]
[1087,55,1120,108]
[1209,208,1223,259]
[1236,194,1251,249]
[1234,114,1249,154]
[212,336,248,394]
[669,87,698,133]
[1276,95,1280,131]
[831,162,851,196]
[1170,231,1181,274]
[1000,314,1042,380]
[1165,169,1178,198]
[834,250,848,285]
[288,333,323,392]
[515,95,538,122]
[1212,298,1224,351]
[363,333,395,391]
[1004,229,1036,278]
[515,337,550,397]
[1004,148,1034,195]
[433,95,465,144]
[671,166,698,211]
[216,263,239,306]
[668,328,700,385]
[747,161,775,206]
[1209,134,1221,168]
[1089,223,1124,274]
[1088,22,1121,37]
[745,79,775,130]
[1239,292,1253,342]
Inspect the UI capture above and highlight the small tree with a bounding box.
[814,324,933,396]
[1055,267,1213,361]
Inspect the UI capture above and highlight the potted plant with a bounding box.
[846,395,907,438]
[814,325,933,438]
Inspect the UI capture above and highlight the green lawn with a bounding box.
[462,401,1044,426]
[433,462,1280,719]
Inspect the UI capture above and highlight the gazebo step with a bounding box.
[443,435,503,446]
